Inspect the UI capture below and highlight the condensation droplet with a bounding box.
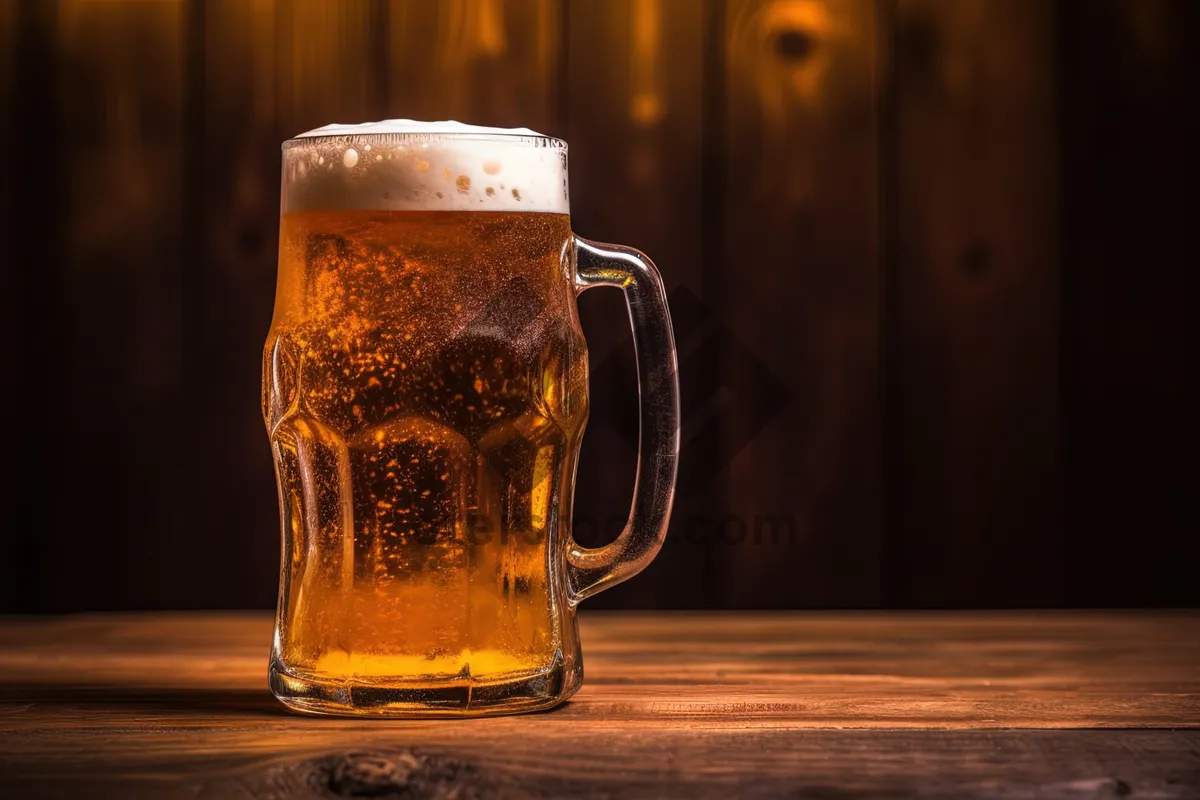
[483,160,502,175]
[485,187,495,196]
[512,188,521,200]
[343,148,359,168]
[416,160,430,173]
[456,175,471,194]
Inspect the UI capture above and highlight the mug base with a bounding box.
[269,652,580,718]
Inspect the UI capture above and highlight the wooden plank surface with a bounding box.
[1059,0,1200,607]
[387,0,561,131]
[184,0,284,610]
[0,613,1197,797]
[719,0,883,607]
[0,0,18,612]
[888,0,1063,608]
[564,0,711,608]
[22,0,187,612]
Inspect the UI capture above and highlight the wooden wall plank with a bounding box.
[16,0,187,611]
[184,0,286,608]
[564,0,709,607]
[5,0,1193,613]
[12,0,67,613]
[2,0,26,612]
[387,0,561,132]
[0,3,13,314]
[1059,0,1200,606]
[890,0,1062,606]
[719,0,882,607]
[275,0,389,136]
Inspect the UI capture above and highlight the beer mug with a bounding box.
[262,121,679,716]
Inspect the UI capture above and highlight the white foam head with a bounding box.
[281,120,569,214]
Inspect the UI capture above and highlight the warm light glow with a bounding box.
[443,0,509,63]
[630,0,665,127]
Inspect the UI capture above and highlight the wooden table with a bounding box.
[0,612,1197,798]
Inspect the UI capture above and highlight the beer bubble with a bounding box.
[343,148,359,168]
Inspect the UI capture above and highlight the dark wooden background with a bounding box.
[1,0,1196,612]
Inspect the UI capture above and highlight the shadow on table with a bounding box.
[0,684,291,717]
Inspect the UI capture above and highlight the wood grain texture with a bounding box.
[889,0,1062,607]
[0,1,1197,618]
[719,0,883,607]
[32,0,187,612]
[387,0,560,132]
[0,613,1197,797]
[564,0,712,608]
[274,0,389,137]
[187,0,286,611]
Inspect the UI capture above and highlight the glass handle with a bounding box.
[568,235,680,604]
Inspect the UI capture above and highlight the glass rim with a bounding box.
[281,131,568,152]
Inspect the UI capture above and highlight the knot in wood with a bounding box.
[314,748,487,799]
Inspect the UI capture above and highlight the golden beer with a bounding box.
[265,209,587,704]
[266,121,678,717]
